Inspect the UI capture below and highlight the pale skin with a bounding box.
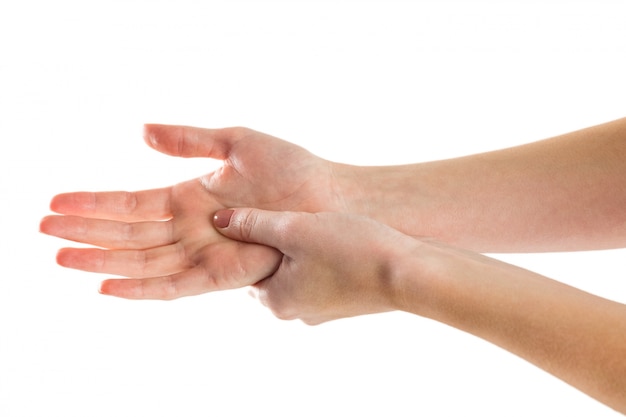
[214,208,626,414]
[40,118,626,412]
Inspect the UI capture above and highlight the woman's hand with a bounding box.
[40,125,350,299]
[213,208,420,324]
[213,207,626,413]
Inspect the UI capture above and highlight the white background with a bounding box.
[1,1,625,415]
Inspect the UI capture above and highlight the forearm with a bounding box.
[339,117,626,252]
[393,244,626,413]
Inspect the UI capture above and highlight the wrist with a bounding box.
[383,238,439,317]
[386,238,481,321]
[332,163,432,232]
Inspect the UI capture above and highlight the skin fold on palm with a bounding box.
[40,125,347,300]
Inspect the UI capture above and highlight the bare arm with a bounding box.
[398,242,626,413]
[339,117,626,252]
[40,118,626,299]
[214,208,626,414]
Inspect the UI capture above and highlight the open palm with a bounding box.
[40,125,347,299]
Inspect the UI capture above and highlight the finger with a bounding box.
[100,242,283,300]
[56,243,188,278]
[98,266,225,300]
[144,124,246,159]
[99,268,199,300]
[40,215,175,249]
[49,187,172,222]
[213,208,301,250]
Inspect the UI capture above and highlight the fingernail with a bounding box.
[213,209,234,228]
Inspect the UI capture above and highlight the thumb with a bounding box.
[213,208,293,249]
[143,124,241,159]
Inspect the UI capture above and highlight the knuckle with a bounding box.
[121,222,135,243]
[175,242,192,268]
[271,305,299,321]
[285,212,310,233]
[156,276,181,301]
[177,127,187,155]
[161,276,179,300]
[238,210,260,241]
[274,213,307,248]
[225,126,251,138]
[178,126,199,156]
[133,250,149,276]
[120,191,138,214]
[259,292,299,321]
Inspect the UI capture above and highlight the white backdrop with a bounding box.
[1,1,625,416]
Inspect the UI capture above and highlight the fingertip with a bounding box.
[99,279,139,299]
[143,124,189,156]
[143,123,161,149]
[55,248,72,267]
[49,192,93,215]
[98,279,115,296]
[98,280,110,295]
[49,194,64,213]
[55,248,99,270]
[99,279,141,299]
[39,215,61,237]
[39,215,52,234]
[145,124,239,159]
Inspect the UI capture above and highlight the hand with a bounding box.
[212,207,626,414]
[40,125,349,299]
[213,208,419,324]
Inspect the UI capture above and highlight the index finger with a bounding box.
[50,187,172,222]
